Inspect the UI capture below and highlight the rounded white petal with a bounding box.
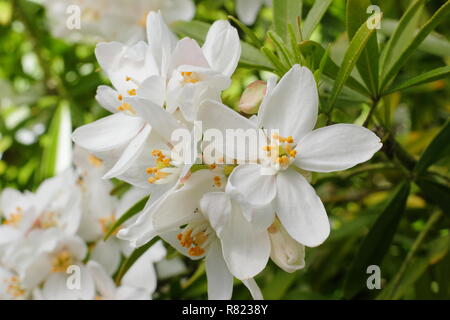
[86,261,117,299]
[72,112,144,152]
[219,201,270,280]
[161,0,196,23]
[259,65,318,142]
[295,124,383,172]
[90,239,122,275]
[205,241,233,300]
[95,85,120,113]
[202,20,241,77]
[236,0,264,25]
[275,170,330,247]
[228,164,277,207]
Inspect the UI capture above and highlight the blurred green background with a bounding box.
[0,0,449,299]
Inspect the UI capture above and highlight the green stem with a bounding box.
[386,210,442,299]
[363,97,380,127]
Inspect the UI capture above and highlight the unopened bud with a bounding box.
[238,80,267,115]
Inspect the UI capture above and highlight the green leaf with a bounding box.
[325,21,376,113]
[273,0,303,41]
[104,195,150,240]
[384,66,450,94]
[380,0,450,92]
[302,0,333,40]
[298,40,370,96]
[346,0,379,96]
[343,182,411,299]
[379,0,426,78]
[416,177,450,215]
[381,19,450,58]
[115,237,159,285]
[227,15,263,47]
[39,101,72,181]
[171,20,273,70]
[414,120,450,175]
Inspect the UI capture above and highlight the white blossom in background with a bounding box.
[42,0,195,43]
[235,0,271,25]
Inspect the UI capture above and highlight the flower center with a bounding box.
[146,149,179,184]
[177,219,214,257]
[263,133,297,170]
[36,211,59,229]
[4,276,26,299]
[181,71,200,84]
[99,215,117,235]
[3,207,23,227]
[51,250,73,273]
[88,154,103,168]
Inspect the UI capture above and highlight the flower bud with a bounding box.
[238,80,267,115]
[268,218,305,273]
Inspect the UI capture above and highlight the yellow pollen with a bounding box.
[181,71,199,84]
[118,94,123,101]
[4,276,26,298]
[37,212,58,229]
[51,251,73,273]
[88,154,103,167]
[99,215,117,235]
[117,102,136,113]
[178,226,209,257]
[188,246,205,257]
[127,89,137,96]
[268,223,278,233]
[125,76,132,81]
[3,208,23,227]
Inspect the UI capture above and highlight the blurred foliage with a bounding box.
[0,0,449,300]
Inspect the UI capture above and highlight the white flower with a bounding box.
[0,170,82,249]
[118,169,263,299]
[236,0,271,25]
[0,266,30,300]
[43,0,195,43]
[87,240,166,300]
[198,64,382,247]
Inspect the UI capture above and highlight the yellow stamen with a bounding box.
[51,251,73,273]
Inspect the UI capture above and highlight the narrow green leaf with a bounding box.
[302,0,333,39]
[115,237,159,285]
[347,0,379,96]
[343,182,411,299]
[381,1,450,92]
[268,30,295,67]
[261,47,288,75]
[326,22,376,113]
[298,40,370,96]
[414,120,450,175]
[104,195,150,240]
[416,177,450,215]
[381,19,450,58]
[379,0,426,77]
[39,101,72,181]
[273,0,303,41]
[171,20,273,70]
[227,15,262,47]
[384,66,450,94]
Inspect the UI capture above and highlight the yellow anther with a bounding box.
[188,246,205,257]
[127,89,137,96]
[51,251,73,273]
[99,215,116,235]
[5,277,26,298]
[286,136,294,143]
[117,102,135,113]
[289,150,297,157]
[118,94,123,101]
[147,177,158,184]
[88,154,103,167]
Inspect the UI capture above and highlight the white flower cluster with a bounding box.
[42,0,195,43]
[0,147,168,300]
[71,12,383,300]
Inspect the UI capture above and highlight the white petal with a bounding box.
[121,246,159,294]
[102,124,151,179]
[269,219,305,273]
[259,65,318,142]
[295,124,383,172]
[242,278,264,300]
[170,38,209,72]
[228,164,277,207]
[86,261,117,299]
[146,11,177,76]
[161,0,196,23]
[275,170,330,247]
[90,239,122,275]
[72,112,144,152]
[205,241,233,300]
[202,20,241,77]
[219,200,270,280]
[236,0,264,25]
[95,85,120,113]
[136,75,166,107]
[123,96,183,143]
[200,192,231,236]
